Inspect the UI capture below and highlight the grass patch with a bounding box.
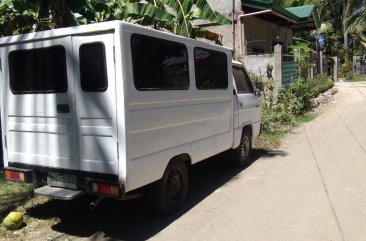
[349,75,366,82]
[253,125,291,150]
[254,112,317,150]
[294,112,316,124]
[0,172,34,219]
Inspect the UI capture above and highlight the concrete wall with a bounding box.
[244,54,276,77]
[201,0,242,55]
[206,0,242,15]
[204,24,242,55]
[244,45,283,96]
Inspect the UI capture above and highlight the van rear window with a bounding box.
[9,45,68,94]
[131,34,189,90]
[194,48,228,90]
[79,42,108,92]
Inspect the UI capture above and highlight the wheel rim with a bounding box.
[241,136,250,160]
[166,169,182,201]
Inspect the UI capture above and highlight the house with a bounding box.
[200,0,320,86]
[203,0,319,55]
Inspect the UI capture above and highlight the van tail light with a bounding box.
[3,167,33,183]
[91,182,120,197]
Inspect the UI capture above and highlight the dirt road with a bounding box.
[3,82,366,241]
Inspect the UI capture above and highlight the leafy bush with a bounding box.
[307,78,334,99]
[346,72,355,80]
[289,43,312,80]
[249,71,265,91]
[341,60,352,77]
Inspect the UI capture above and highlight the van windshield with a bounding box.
[232,65,254,93]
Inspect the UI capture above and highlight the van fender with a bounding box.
[163,154,191,177]
[233,123,253,149]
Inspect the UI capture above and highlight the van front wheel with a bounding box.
[149,160,189,213]
[234,130,252,167]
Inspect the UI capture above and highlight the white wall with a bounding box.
[244,54,276,78]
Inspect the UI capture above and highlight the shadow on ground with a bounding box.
[26,149,287,240]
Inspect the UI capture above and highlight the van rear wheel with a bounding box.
[149,160,189,213]
[233,129,252,167]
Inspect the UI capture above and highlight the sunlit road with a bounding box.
[148,82,366,241]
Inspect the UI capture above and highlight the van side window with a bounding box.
[80,42,108,92]
[232,65,254,93]
[194,48,228,90]
[9,45,67,94]
[131,34,189,90]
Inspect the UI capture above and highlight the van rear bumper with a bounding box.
[4,162,123,198]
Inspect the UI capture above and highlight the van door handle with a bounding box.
[57,104,70,113]
[239,101,244,107]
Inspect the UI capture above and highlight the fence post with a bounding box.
[274,44,283,91]
[332,56,338,82]
[319,51,323,75]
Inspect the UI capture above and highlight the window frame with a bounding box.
[79,41,108,92]
[9,45,68,94]
[131,33,190,91]
[194,47,228,90]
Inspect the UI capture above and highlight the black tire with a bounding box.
[233,129,252,167]
[148,160,189,214]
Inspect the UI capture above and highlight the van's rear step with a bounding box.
[35,186,84,200]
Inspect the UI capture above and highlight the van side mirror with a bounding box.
[233,89,237,95]
[255,89,261,97]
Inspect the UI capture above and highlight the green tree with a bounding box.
[275,0,366,59]
[318,0,366,52]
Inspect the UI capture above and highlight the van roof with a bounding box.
[0,21,232,53]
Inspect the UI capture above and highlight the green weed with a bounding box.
[0,172,34,219]
[348,75,366,82]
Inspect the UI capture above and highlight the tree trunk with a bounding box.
[344,28,348,51]
[343,2,348,51]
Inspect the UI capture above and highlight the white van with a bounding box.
[0,21,260,213]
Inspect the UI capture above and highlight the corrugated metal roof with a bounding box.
[286,5,315,20]
[242,0,320,30]
[243,0,299,22]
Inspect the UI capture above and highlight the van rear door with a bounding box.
[72,33,118,174]
[4,37,78,169]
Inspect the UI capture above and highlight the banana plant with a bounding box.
[157,0,230,37]
[113,0,174,23]
[0,0,40,35]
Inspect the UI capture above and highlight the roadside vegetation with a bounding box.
[251,41,335,150]
[348,75,366,82]
[253,75,334,150]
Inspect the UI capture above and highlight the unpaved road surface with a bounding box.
[3,82,366,241]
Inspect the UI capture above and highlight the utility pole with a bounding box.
[232,0,236,54]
